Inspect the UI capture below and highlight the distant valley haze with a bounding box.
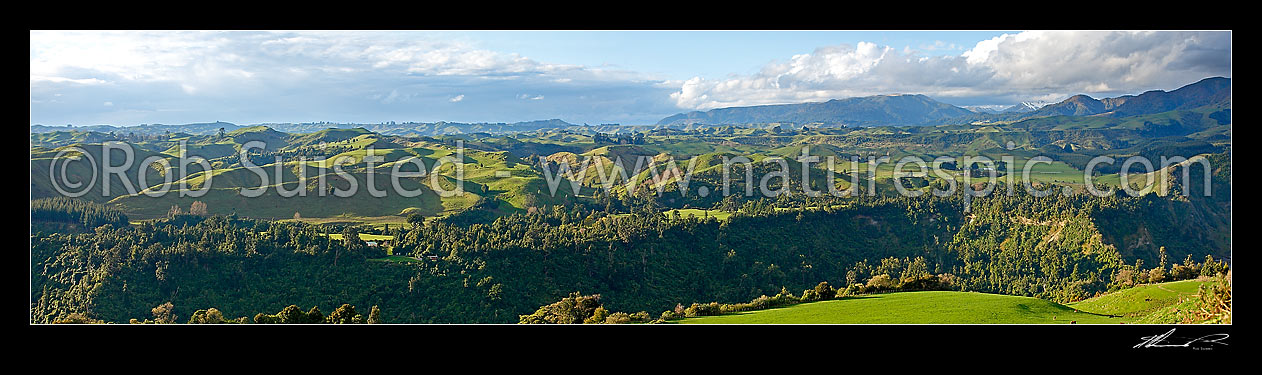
[30,76,1231,137]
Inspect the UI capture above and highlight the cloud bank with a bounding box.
[670,31,1231,110]
[30,31,679,125]
[31,31,1232,126]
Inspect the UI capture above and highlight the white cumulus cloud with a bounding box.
[671,31,1231,110]
[30,31,678,125]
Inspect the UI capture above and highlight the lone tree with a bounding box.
[151,302,176,324]
[813,281,837,300]
[189,201,208,216]
[326,304,364,324]
[407,213,425,228]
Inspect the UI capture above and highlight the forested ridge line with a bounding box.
[32,187,1228,323]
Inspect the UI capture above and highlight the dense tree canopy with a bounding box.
[31,179,1229,323]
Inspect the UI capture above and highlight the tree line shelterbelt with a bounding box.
[30,171,1229,324]
[31,197,130,231]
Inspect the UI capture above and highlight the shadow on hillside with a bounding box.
[833,295,878,301]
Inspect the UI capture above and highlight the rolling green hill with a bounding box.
[1069,279,1207,317]
[31,126,579,225]
[679,291,1127,324]
[678,279,1216,324]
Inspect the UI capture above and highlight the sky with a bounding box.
[30,30,1232,126]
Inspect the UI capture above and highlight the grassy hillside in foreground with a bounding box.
[1068,279,1208,317]
[679,291,1128,324]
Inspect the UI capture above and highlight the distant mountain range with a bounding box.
[30,121,243,136]
[29,77,1230,134]
[1021,95,1130,117]
[1002,101,1052,113]
[657,94,981,127]
[656,77,1231,126]
[1019,77,1231,119]
[30,119,581,137]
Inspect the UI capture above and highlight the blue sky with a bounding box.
[30,30,1230,126]
[443,31,1015,79]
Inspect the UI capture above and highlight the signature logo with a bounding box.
[1134,328,1229,350]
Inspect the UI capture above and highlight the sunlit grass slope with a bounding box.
[681,291,1128,324]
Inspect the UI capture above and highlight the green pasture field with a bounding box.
[680,291,1128,324]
